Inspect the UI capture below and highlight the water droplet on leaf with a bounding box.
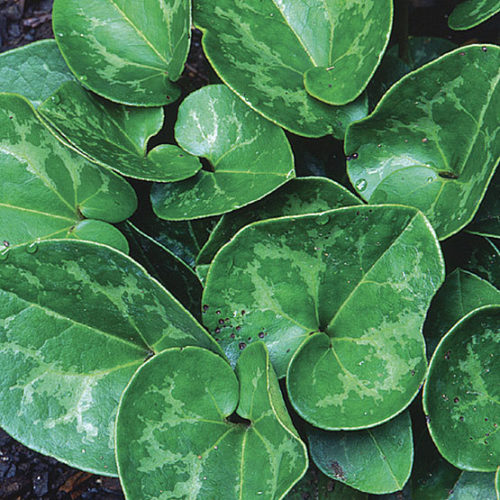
[26,240,39,254]
[355,179,367,192]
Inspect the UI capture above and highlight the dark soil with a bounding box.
[0,429,124,500]
[0,0,498,499]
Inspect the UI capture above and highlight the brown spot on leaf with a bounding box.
[330,461,345,480]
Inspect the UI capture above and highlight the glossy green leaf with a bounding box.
[193,3,369,137]
[116,343,308,500]
[424,269,500,357]
[0,93,136,252]
[287,466,368,500]
[0,240,221,475]
[308,412,413,494]
[448,0,500,30]
[203,205,444,429]
[197,177,362,266]
[52,0,190,106]
[465,237,500,289]
[411,426,461,500]
[468,170,499,238]
[301,2,393,105]
[0,40,75,107]
[448,472,497,499]
[38,82,201,182]
[151,85,295,219]
[423,305,500,472]
[120,221,202,317]
[346,44,500,240]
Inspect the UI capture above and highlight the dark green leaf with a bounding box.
[0,40,75,107]
[287,466,368,500]
[0,93,136,252]
[120,221,202,317]
[0,240,221,474]
[308,412,413,494]
[346,45,500,239]
[193,2,370,137]
[448,0,500,30]
[38,82,201,182]
[467,170,500,238]
[465,237,500,288]
[424,269,500,357]
[116,343,307,499]
[197,177,362,266]
[411,426,461,500]
[53,0,190,106]
[131,208,215,268]
[423,306,500,472]
[203,205,444,429]
[151,85,295,219]
[448,472,497,499]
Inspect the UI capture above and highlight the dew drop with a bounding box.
[258,332,264,338]
[26,239,40,254]
[0,246,10,262]
[453,397,459,403]
[426,176,434,183]
[355,179,367,192]
[239,342,246,350]
[482,46,488,52]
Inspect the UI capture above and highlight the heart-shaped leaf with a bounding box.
[448,0,500,30]
[448,472,497,499]
[423,305,500,472]
[0,240,221,475]
[465,237,500,289]
[346,45,500,240]
[197,177,362,266]
[300,2,393,105]
[151,85,295,219]
[0,93,136,252]
[116,342,308,499]
[467,170,499,238]
[0,40,75,107]
[308,412,413,494]
[52,0,190,106]
[38,82,201,182]
[193,3,369,137]
[203,205,444,429]
[121,221,202,317]
[424,269,500,357]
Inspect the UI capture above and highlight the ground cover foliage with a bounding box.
[0,0,498,498]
